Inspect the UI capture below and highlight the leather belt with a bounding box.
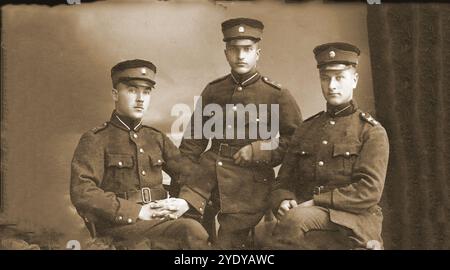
[210,142,243,158]
[116,188,168,204]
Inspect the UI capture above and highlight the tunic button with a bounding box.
[237,86,243,91]
[141,170,146,176]
[217,161,223,166]
[318,161,324,166]
[118,216,123,221]
[263,179,267,182]
[157,159,162,164]
[118,161,123,167]
[199,207,203,212]
[330,120,336,125]
[127,218,133,224]
[345,151,350,156]
[301,151,306,155]
[133,133,138,139]
[139,148,144,153]
[322,140,328,145]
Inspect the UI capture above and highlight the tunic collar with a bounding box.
[326,100,358,117]
[109,110,143,131]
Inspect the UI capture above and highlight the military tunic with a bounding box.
[179,71,302,247]
[70,111,208,249]
[270,101,389,248]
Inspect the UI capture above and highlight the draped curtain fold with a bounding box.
[367,3,450,249]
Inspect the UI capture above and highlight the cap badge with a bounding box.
[238,26,245,33]
[329,50,336,59]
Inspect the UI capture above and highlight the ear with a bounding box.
[352,72,359,89]
[112,88,119,102]
[256,48,261,61]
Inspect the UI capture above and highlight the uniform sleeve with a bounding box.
[269,126,304,214]
[70,132,142,225]
[160,132,208,216]
[313,126,389,213]
[179,86,211,163]
[251,88,302,166]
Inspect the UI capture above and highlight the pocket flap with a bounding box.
[333,143,361,157]
[148,151,165,166]
[107,154,134,168]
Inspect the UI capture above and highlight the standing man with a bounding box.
[178,18,302,249]
[70,59,209,249]
[270,42,389,249]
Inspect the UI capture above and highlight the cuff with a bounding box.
[178,185,207,216]
[313,190,334,208]
[113,198,142,225]
[270,189,296,213]
[251,140,272,165]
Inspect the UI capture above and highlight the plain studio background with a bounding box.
[1,1,375,248]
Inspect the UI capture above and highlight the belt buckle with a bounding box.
[313,186,324,195]
[218,143,229,156]
[141,187,152,204]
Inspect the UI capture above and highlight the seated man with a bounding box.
[70,59,209,250]
[269,43,389,250]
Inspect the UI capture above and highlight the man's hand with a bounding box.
[276,199,298,219]
[298,199,314,208]
[233,145,253,166]
[138,198,189,220]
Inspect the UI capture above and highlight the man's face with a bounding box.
[112,80,153,119]
[319,66,359,106]
[224,39,260,74]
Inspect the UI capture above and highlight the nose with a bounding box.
[136,91,144,102]
[238,49,245,60]
[328,77,338,91]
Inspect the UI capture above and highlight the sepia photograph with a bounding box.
[0,0,449,256]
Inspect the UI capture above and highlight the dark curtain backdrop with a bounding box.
[367,4,450,249]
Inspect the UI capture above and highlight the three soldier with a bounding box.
[70,19,389,250]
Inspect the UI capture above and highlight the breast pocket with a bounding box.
[332,143,361,176]
[148,151,165,185]
[292,144,315,178]
[105,154,134,188]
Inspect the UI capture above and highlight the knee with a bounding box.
[175,218,209,242]
[281,207,321,233]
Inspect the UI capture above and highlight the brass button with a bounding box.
[199,207,203,212]
[127,218,133,224]
[118,161,123,167]
[345,151,350,156]
[133,133,138,139]
[139,148,144,153]
[141,170,146,176]
[237,86,243,91]
[301,151,306,155]
[318,161,324,166]
[330,120,336,125]
[117,216,123,221]
[322,140,328,145]
[157,159,162,164]
[217,161,223,166]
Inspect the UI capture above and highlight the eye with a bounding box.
[336,75,344,81]
[143,89,152,95]
[128,86,137,93]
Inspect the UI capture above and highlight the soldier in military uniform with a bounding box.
[270,42,389,249]
[178,18,302,249]
[70,59,209,249]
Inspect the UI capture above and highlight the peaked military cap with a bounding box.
[221,17,264,42]
[313,42,360,70]
[111,59,157,87]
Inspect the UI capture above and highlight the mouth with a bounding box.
[236,63,247,66]
[328,93,340,97]
[134,106,144,110]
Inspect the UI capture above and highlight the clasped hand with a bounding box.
[138,198,189,221]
